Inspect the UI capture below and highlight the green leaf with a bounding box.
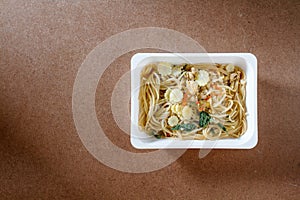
[217,123,227,131]
[154,134,161,139]
[171,123,196,132]
[199,111,211,127]
[171,124,181,131]
[181,123,197,131]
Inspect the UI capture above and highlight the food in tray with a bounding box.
[138,62,247,140]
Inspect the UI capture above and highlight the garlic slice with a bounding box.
[164,88,172,100]
[168,116,179,126]
[186,80,198,95]
[171,104,183,115]
[169,89,183,103]
[196,70,210,86]
[182,106,193,120]
[226,64,235,73]
[157,62,172,76]
[171,104,177,113]
[175,104,183,113]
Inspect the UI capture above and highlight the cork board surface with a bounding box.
[1,0,299,199]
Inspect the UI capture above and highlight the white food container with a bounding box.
[130,53,257,149]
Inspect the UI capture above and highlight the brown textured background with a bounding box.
[1,0,299,199]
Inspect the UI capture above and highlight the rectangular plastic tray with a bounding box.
[131,53,257,149]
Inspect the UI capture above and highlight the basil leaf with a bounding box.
[171,123,196,132]
[199,111,211,127]
[181,123,196,131]
[171,124,181,130]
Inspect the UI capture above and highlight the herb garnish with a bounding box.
[199,111,211,127]
[154,134,162,139]
[171,123,196,131]
[217,123,227,132]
